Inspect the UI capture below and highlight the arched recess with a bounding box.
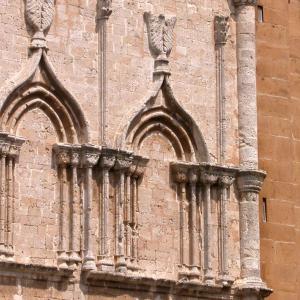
[0,49,89,144]
[119,77,209,163]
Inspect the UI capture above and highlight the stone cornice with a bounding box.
[233,0,257,7]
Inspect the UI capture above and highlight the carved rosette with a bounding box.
[25,0,55,49]
[233,0,257,6]
[214,16,229,46]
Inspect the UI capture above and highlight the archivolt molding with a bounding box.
[117,76,209,163]
[0,50,90,144]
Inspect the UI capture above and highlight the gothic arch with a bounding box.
[118,77,209,163]
[0,49,89,144]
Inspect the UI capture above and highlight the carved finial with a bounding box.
[233,0,257,7]
[144,12,176,75]
[25,0,55,49]
[214,16,229,46]
[97,0,112,19]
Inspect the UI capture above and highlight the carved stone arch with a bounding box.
[0,50,90,144]
[118,77,209,163]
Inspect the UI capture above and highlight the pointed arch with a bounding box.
[118,77,209,163]
[0,50,90,144]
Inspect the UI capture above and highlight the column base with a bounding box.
[82,253,96,271]
[115,255,127,273]
[97,256,114,272]
[69,251,82,268]
[178,265,201,282]
[217,274,234,287]
[234,277,272,299]
[57,250,69,269]
[126,258,141,273]
[0,244,14,261]
[204,269,215,285]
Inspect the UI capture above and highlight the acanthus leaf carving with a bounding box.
[25,0,55,49]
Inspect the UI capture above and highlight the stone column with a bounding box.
[98,150,115,271]
[173,165,188,269]
[0,142,9,257]
[201,171,218,284]
[187,167,200,280]
[5,137,24,259]
[56,147,70,268]
[114,154,132,273]
[218,175,234,285]
[97,0,112,144]
[234,0,258,169]
[130,157,147,269]
[69,148,81,265]
[82,146,100,271]
[214,16,229,164]
[237,170,266,287]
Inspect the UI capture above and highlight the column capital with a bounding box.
[114,151,133,172]
[170,163,188,183]
[81,144,101,167]
[71,147,81,166]
[233,0,257,7]
[53,144,71,166]
[97,0,112,20]
[133,156,149,178]
[100,148,116,170]
[237,169,266,194]
[214,16,229,46]
[219,175,235,188]
[188,167,198,184]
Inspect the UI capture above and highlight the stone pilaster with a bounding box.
[201,171,218,284]
[81,145,100,271]
[55,145,71,268]
[214,16,229,164]
[218,175,235,285]
[98,148,115,271]
[69,147,81,265]
[114,152,132,273]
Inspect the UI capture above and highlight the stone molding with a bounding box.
[233,0,257,7]
[25,0,55,48]
[214,16,229,46]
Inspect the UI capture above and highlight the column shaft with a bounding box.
[0,155,6,249]
[6,157,13,250]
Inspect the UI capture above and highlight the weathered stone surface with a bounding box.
[0,0,270,299]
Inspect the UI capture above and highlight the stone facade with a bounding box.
[257,1,300,299]
[0,1,270,299]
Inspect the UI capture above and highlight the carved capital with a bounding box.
[219,175,235,188]
[0,134,25,159]
[214,16,229,46]
[97,0,112,19]
[114,151,133,173]
[171,163,188,184]
[100,149,116,170]
[134,156,149,178]
[188,168,198,184]
[81,145,101,168]
[201,172,218,185]
[54,145,71,166]
[71,147,81,166]
[25,0,55,49]
[237,170,266,194]
[233,0,257,7]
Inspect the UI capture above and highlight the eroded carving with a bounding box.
[233,0,257,6]
[25,0,55,48]
[214,16,229,46]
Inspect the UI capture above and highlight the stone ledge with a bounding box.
[0,261,74,282]
[84,271,234,299]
